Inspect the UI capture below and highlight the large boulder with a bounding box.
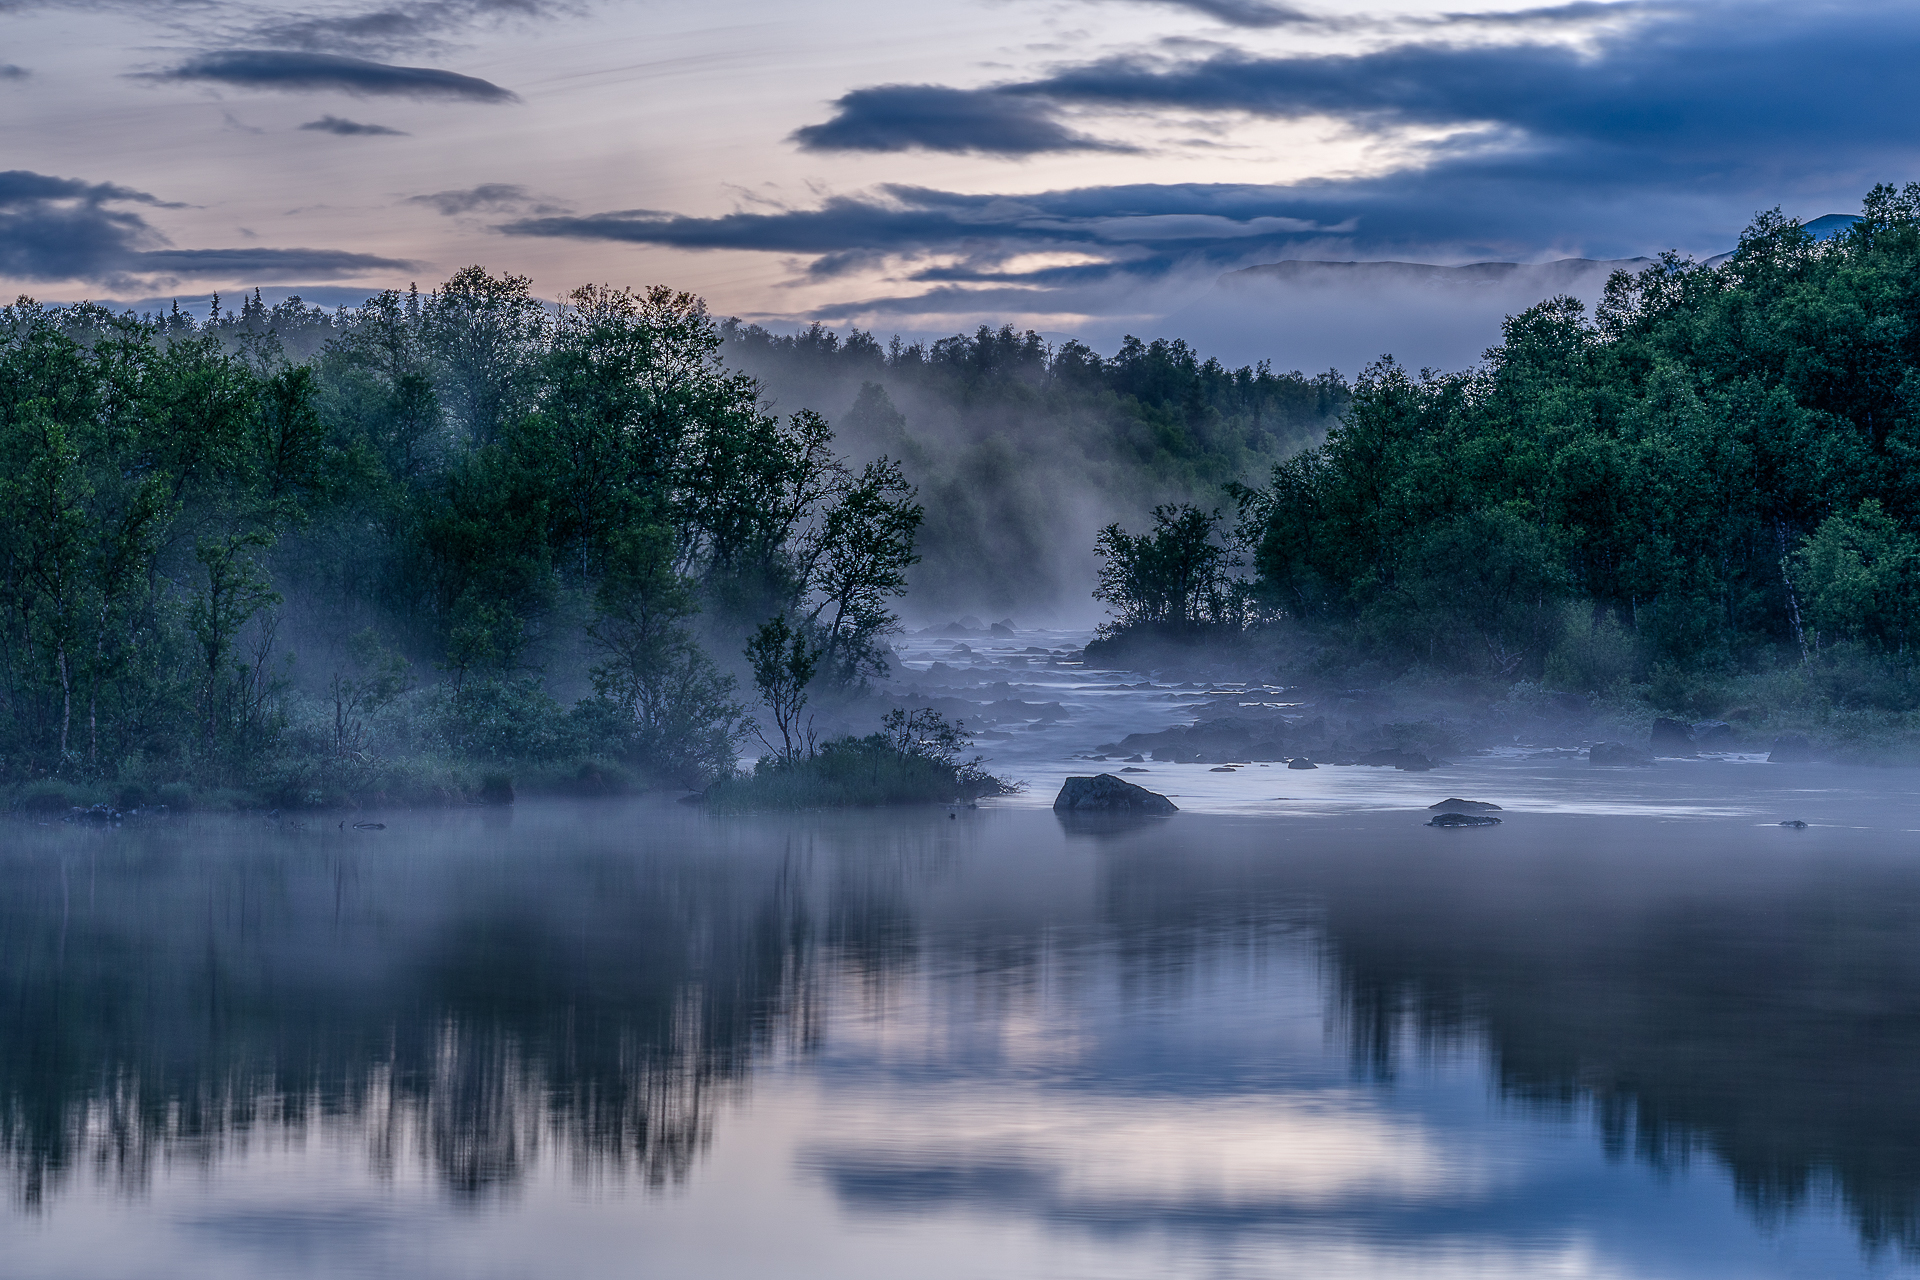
[1429,798,1502,812]
[1649,717,1695,755]
[1692,720,1736,748]
[1769,733,1817,763]
[1053,774,1179,815]
[1590,741,1654,766]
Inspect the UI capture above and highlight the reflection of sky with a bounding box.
[6,800,1918,1279]
[789,930,1883,1280]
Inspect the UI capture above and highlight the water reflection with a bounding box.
[2,799,1918,1276]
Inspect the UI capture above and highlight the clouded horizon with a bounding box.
[2,0,1910,368]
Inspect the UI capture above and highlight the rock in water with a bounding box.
[1429,812,1501,827]
[1429,798,1502,811]
[1287,757,1318,770]
[1649,717,1696,755]
[1692,720,1736,748]
[1780,819,1809,828]
[1053,774,1179,815]
[1590,741,1654,766]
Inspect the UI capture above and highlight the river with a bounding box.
[3,632,1917,1278]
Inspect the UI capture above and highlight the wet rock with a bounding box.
[1429,812,1502,828]
[1769,733,1817,763]
[1692,720,1736,748]
[1209,766,1237,772]
[1124,754,1146,763]
[1780,819,1809,828]
[1649,717,1696,754]
[990,621,1016,637]
[1590,741,1654,766]
[1120,767,1151,773]
[1053,774,1179,815]
[1429,798,1502,812]
[1287,757,1318,770]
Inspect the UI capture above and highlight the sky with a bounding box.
[1,0,1913,360]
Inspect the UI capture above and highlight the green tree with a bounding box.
[745,616,820,761]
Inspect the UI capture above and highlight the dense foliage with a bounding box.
[0,274,920,801]
[1218,188,1920,709]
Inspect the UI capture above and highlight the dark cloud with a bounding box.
[4,1,578,59]
[409,182,565,215]
[727,0,1920,320]
[792,85,1136,155]
[0,64,27,79]
[244,1,579,58]
[147,49,519,102]
[136,247,413,278]
[300,114,408,135]
[788,0,1920,180]
[0,168,411,285]
[1119,0,1326,27]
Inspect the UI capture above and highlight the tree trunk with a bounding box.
[1774,516,1809,663]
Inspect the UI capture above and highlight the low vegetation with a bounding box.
[704,709,1014,811]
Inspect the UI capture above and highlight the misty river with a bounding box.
[6,634,1920,1279]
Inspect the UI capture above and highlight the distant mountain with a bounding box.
[1804,213,1861,239]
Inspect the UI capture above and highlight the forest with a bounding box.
[1093,186,1920,737]
[15,183,1920,806]
[0,274,1327,807]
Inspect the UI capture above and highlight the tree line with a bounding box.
[1096,187,1920,713]
[0,273,920,800]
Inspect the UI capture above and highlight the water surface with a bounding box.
[5,782,1920,1278]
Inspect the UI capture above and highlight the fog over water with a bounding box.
[5,635,1920,1279]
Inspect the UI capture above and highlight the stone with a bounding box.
[1692,720,1736,747]
[1769,733,1816,763]
[1649,717,1696,754]
[1780,819,1808,828]
[1287,757,1318,769]
[1053,774,1179,815]
[1429,812,1501,827]
[1429,798,1503,811]
[1590,741,1654,766]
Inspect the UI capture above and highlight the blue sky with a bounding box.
[0,0,1909,350]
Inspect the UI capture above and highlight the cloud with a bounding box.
[0,168,411,285]
[3,1,579,59]
[136,247,415,278]
[1113,0,1327,27]
[147,50,519,102]
[300,114,409,136]
[785,0,1920,180]
[243,1,581,58]
[409,183,568,215]
[0,64,26,80]
[792,85,1137,155]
